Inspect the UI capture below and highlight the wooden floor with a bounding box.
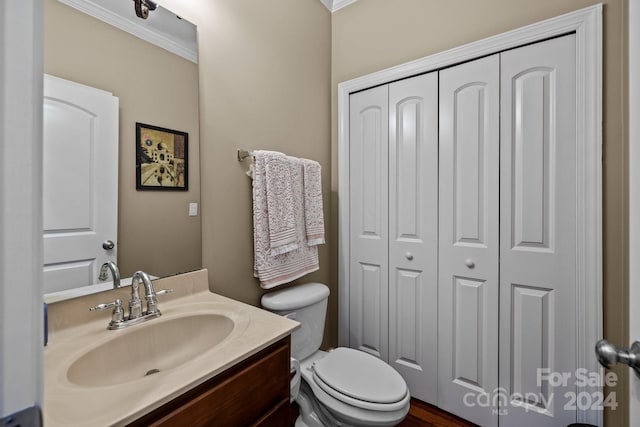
[397,399,478,427]
[289,398,476,426]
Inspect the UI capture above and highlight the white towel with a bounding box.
[255,150,298,256]
[252,156,320,289]
[301,159,325,246]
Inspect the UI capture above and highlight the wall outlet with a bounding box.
[188,202,198,217]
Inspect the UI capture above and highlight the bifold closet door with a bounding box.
[499,34,577,427]
[438,54,500,427]
[348,31,580,427]
[348,73,439,403]
[348,85,389,361]
[388,72,439,404]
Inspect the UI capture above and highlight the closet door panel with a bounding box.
[510,286,554,403]
[388,72,439,404]
[512,70,554,249]
[349,86,389,360]
[438,54,500,427]
[499,34,576,427]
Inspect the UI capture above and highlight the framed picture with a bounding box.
[136,122,188,191]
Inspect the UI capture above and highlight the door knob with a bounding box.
[102,240,115,250]
[405,252,414,261]
[465,259,475,269]
[595,339,640,375]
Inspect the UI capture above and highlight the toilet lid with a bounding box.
[312,347,407,405]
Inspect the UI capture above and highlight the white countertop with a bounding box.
[43,269,299,427]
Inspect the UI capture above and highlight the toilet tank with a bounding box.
[261,282,330,361]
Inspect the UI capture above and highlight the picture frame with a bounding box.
[136,122,188,191]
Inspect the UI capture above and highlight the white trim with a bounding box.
[57,0,198,63]
[0,0,44,418]
[318,0,359,13]
[630,0,640,422]
[338,5,602,425]
[332,0,359,12]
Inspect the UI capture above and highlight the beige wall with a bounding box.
[41,0,629,421]
[89,0,625,421]
[332,0,628,425]
[43,0,202,280]
[161,0,334,347]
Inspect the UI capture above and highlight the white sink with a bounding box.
[66,313,235,387]
[44,269,299,427]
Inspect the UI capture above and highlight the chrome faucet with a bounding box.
[99,261,121,289]
[129,270,159,319]
[90,270,173,330]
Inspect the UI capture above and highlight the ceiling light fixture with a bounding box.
[133,0,157,19]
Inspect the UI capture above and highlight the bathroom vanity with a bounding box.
[130,336,291,426]
[44,269,298,427]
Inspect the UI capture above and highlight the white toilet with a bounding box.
[261,282,410,427]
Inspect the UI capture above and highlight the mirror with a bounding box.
[43,0,201,302]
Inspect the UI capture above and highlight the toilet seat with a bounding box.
[311,347,409,412]
[297,350,410,426]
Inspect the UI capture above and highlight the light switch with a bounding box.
[188,202,198,217]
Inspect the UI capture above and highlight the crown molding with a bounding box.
[57,0,198,63]
[331,0,359,12]
[319,0,359,13]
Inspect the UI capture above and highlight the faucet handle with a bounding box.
[156,289,174,297]
[90,298,125,328]
[89,298,122,312]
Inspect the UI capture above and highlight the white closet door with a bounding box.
[349,85,389,360]
[438,54,500,426]
[388,72,439,404]
[499,35,577,427]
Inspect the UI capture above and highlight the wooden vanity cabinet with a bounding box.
[129,336,293,427]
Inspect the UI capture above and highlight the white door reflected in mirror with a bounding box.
[43,74,119,294]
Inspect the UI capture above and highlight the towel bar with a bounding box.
[237,148,253,161]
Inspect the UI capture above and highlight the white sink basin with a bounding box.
[67,313,235,387]
[44,270,299,427]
